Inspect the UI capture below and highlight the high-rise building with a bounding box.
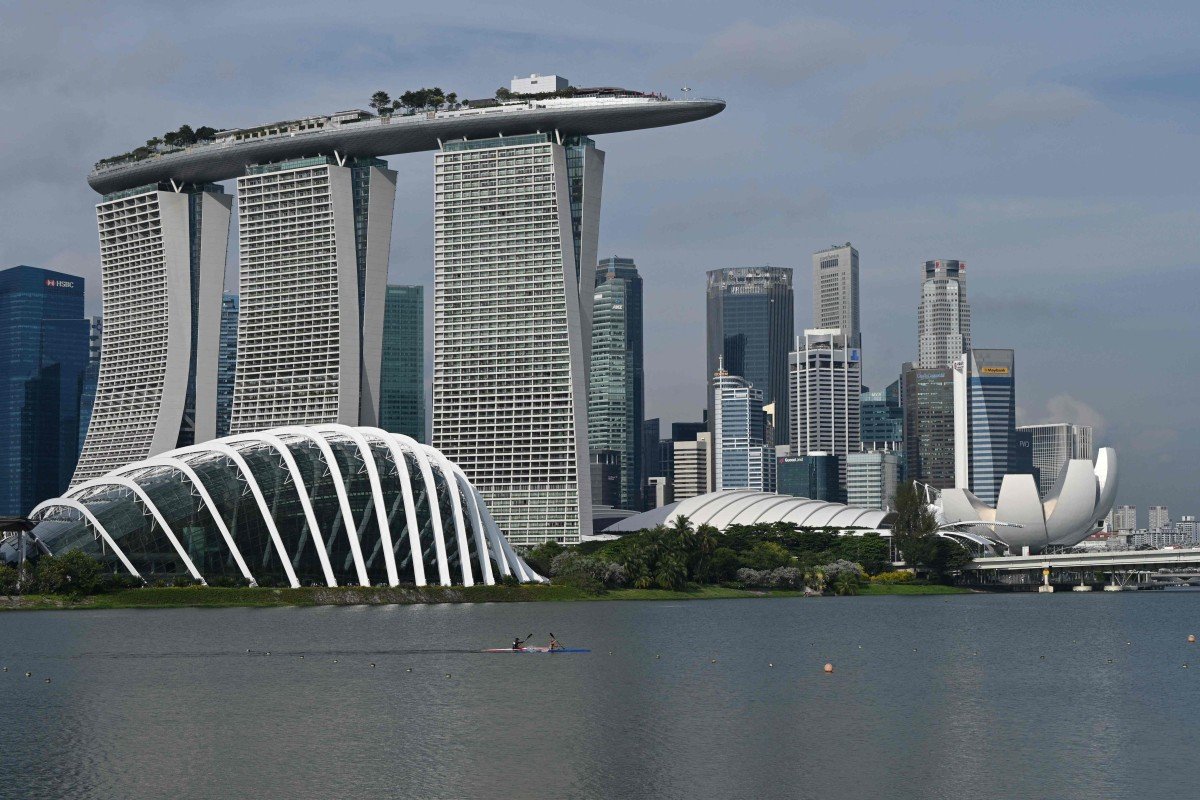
[918,259,970,369]
[713,364,775,492]
[648,476,672,509]
[1177,515,1197,544]
[706,267,794,446]
[902,363,956,489]
[380,284,425,442]
[433,134,601,545]
[641,417,663,509]
[953,349,1016,506]
[846,450,901,510]
[1149,505,1170,532]
[672,432,711,502]
[1016,423,1094,497]
[78,315,102,453]
[860,380,903,452]
[216,293,238,438]
[0,266,89,514]
[790,329,861,491]
[777,454,842,502]
[589,449,622,508]
[812,243,860,347]
[232,156,396,433]
[1114,504,1137,532]
[589,256,644,510]
[74,184,231,483]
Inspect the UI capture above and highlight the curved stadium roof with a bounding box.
[5,425,541,587]
[603,489,893,534]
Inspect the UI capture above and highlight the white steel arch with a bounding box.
[421,444,474,587]
[386,432,451,586]
[29,498,142,579]
[451,463,499,584]
[747,495,801,524]
[355,428,428,587]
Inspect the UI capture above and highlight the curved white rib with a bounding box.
[356,429,427,587]
[388,432,451,586]
[313,424,399,587]
[173,442,300,588]
[223,433,336,587]
[69,476,205,583]
[451,464,500,583]
[274,426,369,586]
[29,498,142,579]
[122,456,256,586]
[422,445,474,586]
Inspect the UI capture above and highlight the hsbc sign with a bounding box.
[45,279,75,289]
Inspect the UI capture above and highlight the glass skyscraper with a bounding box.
[216,293,238,437]
[380,284,425,442]
[918,259,971,369]
[588,256,644,510]
[902,363,956,489]
[0,266,89,515]
[706,267,794,447]
[77,315,102,455]
[860,379,903,451]
[953,349,1016,505]
[713,365,775,492]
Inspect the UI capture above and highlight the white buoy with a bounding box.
[824,663,834,674]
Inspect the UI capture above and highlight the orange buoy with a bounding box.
[823,663,834,674]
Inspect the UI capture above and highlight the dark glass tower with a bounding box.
[902,363,956,489]
[706,267,794,446]
[589,256,644,510]
[0,266,89,514]
[216,293,238,437]
[77,315,102,454]
[380,284,425,442]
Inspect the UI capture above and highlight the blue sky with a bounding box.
[1,0,1197,520]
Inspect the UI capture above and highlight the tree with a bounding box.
[32,551,103,596]
[0,563,17,594]
[891,481,970,582]
[446,92,458,106]
[495,87,513,101]
[370,90,392,116]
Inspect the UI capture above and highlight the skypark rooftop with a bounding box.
[88,93,724,195]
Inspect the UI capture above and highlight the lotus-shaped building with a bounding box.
[4,425,541,587]
[939,447,1117,553]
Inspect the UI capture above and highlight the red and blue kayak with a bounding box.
[482,647,590,654]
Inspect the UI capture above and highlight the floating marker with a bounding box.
[1189,634,1196,643]
[824,663,834,674]
[768,663,774,668]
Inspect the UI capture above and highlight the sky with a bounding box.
[1,0,1197,521]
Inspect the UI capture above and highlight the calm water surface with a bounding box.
[2,593,1197,799]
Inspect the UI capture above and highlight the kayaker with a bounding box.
[548,633,562,651]
[512,635,528,651]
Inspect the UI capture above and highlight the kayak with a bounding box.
[482,647,590,654]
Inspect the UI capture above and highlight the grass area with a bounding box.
[1,581,965,611]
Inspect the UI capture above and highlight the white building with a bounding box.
[231,156,396,433]
[846,450,900,511]
[1114,504,1137,532]
[1177,515,1197,544]
[433,133,601,545]
[1017,423,1094,497]
[648,476,672,509]
[74,184,231,484]
[673,433,711,502]
[789,329,861,487]
[511,73,569,94]
[714,365,775,492]
[812,243,860,346]
[1149,505,1170,532]
[918,259,970,369]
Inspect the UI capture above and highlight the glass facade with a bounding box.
[216,294,238,437]
[0,266,89,515]
[954,349,1015,506]
[78,315,102,456]
[902,364,955,489]
[777,454,843,503]
[380,285,425,442]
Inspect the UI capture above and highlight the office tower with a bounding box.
[672,432,711,501]
[672,418,708,442]
[216,293,238,437]
[1149,506,1170,532]
[861,380,903,451]
[641,417,662,509]
[233,156,396,433]
[648,476,672,508]
[902,363,956,489]
[1177,515,1197,544]
[0,266,89,514]
[790,329,862,489]
[706,267,794,446]
[713,364,776,492]
[380,285,425,442]
[434,134,602,545]
[1114,504,1137,532]
[777,453,842,502]
[847,451,901,510]
[812,243,860,346]
[1010,428,1040,488]
[1017,423,1094,497]
[952,349,1016,506]
[918,259,970,369]
[74,184,231,483]
[589,256,644,510]
[590,449,622,508]
[78,315,102,453]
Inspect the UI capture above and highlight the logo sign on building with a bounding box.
[45,279,75,289]
[980,366,1010,375]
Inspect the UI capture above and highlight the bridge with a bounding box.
[963,548,1200,591]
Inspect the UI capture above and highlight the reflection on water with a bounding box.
[1,594,1196,800]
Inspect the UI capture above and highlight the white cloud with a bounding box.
[1029,394,1108,436]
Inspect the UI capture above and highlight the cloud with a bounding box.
[957,84,1098,130]
[1027,394,1108,436]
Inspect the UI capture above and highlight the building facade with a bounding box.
[812,243,860,346]
[902,363,956,489]
[777,453,842,502]
[1017,423,1094,497]
[706,267,794,447]
[672,433,711,502]
[713,366,775,492]
[918,259,970,369]
[589,256,644,510]
[790,329,861,492]
[846,450,900,511]
[78,315,102,454]
[380,284,425,442]
[216,293,238,438]
[433,134,601,545]
[953,349,1016,506]
[0,266,89,515]
[860,380,903,452]
[1148,505,1170,532]
[1114,504,1137,532]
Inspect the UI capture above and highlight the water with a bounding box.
[1,593,1197,799]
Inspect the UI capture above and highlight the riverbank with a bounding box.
[0,582,968,611]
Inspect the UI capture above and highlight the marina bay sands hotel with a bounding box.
[76,77,723,544]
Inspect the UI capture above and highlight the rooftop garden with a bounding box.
[95,124,220,168]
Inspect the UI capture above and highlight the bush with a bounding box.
[872,570,915,585]
[32,551,103,596]
[524,541,565,576]
[0,563,18,594]
[549,551,627,591]
[707,547,742,582]
[821,560,867,596]
[742,541,791,570]
[735,566,804,589]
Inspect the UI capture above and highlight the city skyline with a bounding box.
[1,1,1197,513]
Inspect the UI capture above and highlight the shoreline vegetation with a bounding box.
[0,581,968,612]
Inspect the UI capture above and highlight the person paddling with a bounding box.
[512,633,532,651]
[548,633,562,651]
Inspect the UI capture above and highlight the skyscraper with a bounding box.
[641,417,662,509]
[902,363,956,489]
[1114,504,1137,532]
[232,156,396,433]
[812,243,860,346]
[777,454,842,502]
[706,267,794,446]
[380,284,425,442]
[74,184,231,483]
[0,266,89,514]
[1149,506,1170,532]
[1016,423,1094,497]
[673,432,711,502]
[433,133,601,545]
[953,349,1016,505]
[589,256,644,510]
[216,293,238,438]
[918,259,970,369]
[846,450,901,510]
[790,330,862,489]
[860,381,903,452]
[714,364,775,492]
[78,315,102,453]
